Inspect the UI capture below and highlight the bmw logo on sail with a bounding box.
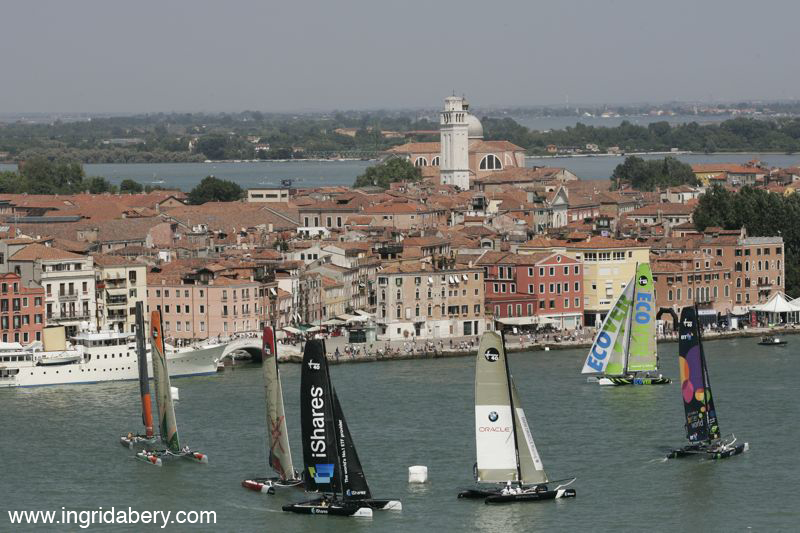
[488,411,499,422]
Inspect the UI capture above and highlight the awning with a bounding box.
[282,326,302,335]
[338,313,369,324]
[751,292,799,313]
[697,309,717,316]
[322,318,345,326]
[355,309,372,317]
[306,326,323,333]
[732,306,750,315]
[495,316,557,326]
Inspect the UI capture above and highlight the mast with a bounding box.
[134,302,153,438]
[500,331,522,485]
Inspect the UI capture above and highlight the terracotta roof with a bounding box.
[10,243,86,261]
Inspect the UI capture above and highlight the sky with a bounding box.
[2,0,798,114]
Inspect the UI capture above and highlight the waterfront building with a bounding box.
[475,251,583,330]
[246,187,291,203]
[0,272,44,344]
[375,260,485,340]
[93,255,148,334]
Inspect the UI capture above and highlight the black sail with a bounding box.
[332,389,371,500]
[678,307,718,443]
[300,340,340,494]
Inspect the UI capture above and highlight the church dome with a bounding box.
[465,113,483,139]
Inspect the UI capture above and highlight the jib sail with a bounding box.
[678,306,720,443]
[134,302,153,438]
[626,263,658,373]
[262,326,294,481]
[582,278,635,375]
[510,378,548,485]
[300,340,341,495]
[150,310,180,453]
[332,390,371,500]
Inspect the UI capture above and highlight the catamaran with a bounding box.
[458,332,576,504]
[582,263,670,386]
[120,302,158,449]
[666,306,748,459]
[282,340,401,517]
[242,326,302,493]
[136,310,208,467]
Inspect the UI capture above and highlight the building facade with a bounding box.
[0,272,45,344]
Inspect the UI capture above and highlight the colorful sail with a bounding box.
[300,340,341,494]
[332,390,372,500]
[582,278,635,375]
[678,307,719,443]
[510,379,548,485]
[135,302,153,438]
[626,263,658,373]
[150,310,180,453]
[262,326,294,481]
[475,332,518,483]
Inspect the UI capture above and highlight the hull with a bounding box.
[120,435,158,449]
[667,442,749,459]
[0,344,223,388]
[757,341,787,346]
[241,477,303,494]
[353,498,402,511]
[598,375,671,386]
[458,487,576,503]
[282,498,372,517]
[136,449,209,466]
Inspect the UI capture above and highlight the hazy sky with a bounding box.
[2,0,798,113]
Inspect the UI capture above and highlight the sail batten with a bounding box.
[262,327,294,481]
[150,310,180,453]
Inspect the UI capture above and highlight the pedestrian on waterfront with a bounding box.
[334,347,340,361]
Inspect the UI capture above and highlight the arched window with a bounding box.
[430,156,440,166]
[479,154,502,170]
[414,156,428,167]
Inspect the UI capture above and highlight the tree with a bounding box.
[120,179,144,193]
[195,135,229,160]
[187,175,243,204]
[611,156,696,191]
[86,176,113,193]
[353,158,422,189]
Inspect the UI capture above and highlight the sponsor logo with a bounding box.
[488,411,499,422]
[638,275,648,286]
[311,508,329,514]
[346,489,367,496]
[484,347,500,362]
[307,360,321,370]
[309,463,334,483]
[479,426,511,432]
[309,385,327,457]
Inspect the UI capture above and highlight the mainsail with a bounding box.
[262,326,294,481]
[626,263,658,373]
[300,340,341,495]
[678,306,720,443]
[582,278,635,375]
[332,390,371,500]
[150,310,180,453]
[134,302,154,438]
[475,332,518,483]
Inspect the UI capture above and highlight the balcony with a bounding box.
[49,313,91,323]
[58,292,78,301]
[106,295,128,306]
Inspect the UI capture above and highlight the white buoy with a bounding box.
[408,465,428,483]
[170,386,179,401]
[544,346,550,351]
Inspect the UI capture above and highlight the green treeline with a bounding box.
[482,117,800,154]
[611,156,697,191]
[353,158,421,189]
[694,186,800,296]
[0,158,160,194]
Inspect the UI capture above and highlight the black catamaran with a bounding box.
[120,301,158,448]
[458,332,576,504]
[283,340,401,517]
[136,310,208,467]
[667,306,748,459]
[242,326,302,493]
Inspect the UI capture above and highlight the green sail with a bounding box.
[150,311,181,453]
[582,278,634,375]
[626,263,658,372]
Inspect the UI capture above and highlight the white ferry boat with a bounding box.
[0,330,225,388]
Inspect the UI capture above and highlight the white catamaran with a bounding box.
[458,332,576,503]
[582,263,671,386]
[136,310,208,467]
[242,325,302,493]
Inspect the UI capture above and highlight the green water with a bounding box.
[1,337,796,531]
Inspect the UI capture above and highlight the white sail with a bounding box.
[581,277,635,375]
[511,379,548,484]
[474,333,518,483]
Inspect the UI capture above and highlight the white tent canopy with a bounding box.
[751,292,799,313]
[282,326,302,335]
[495,316,557,326]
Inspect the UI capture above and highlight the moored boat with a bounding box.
[758,335,787,346]
[457,332,576,504]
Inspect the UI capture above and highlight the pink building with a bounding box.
[0,272,45,344]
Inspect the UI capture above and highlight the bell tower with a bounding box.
[439,95,470,190]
